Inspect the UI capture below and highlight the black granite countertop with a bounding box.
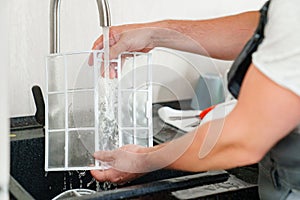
[150,100,259,199]
[10,100,259,200]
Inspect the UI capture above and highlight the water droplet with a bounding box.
[68,171,73,189]
[63,172,67,190]
[87,178,95,188]
[96,181,101,192]
[79,179,83,189]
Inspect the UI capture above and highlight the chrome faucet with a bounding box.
[50,0,111,53]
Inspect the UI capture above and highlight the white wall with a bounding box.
[0,0,10,199]
[8,0,266,117]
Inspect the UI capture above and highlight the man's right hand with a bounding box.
[92,24,157,59]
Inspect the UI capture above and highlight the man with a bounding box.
[91,0,300,199]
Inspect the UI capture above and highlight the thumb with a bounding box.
[94,150,115,162]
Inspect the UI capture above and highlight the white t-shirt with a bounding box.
[252,0,300,97]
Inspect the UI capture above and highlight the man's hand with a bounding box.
[92,24,156,59]
[90,144,149,184]
[90,167,144,185]
[88,24,158,78]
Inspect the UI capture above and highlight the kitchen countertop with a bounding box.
[73,100,259,200]
[9,100,259,199]
[150,100,259,199]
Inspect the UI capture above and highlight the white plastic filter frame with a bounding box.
[45,50,153,171]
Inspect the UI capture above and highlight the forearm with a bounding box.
[91,66,300,184]
[166,119,257,171]
[144,118,258,172]
[143,65,300,173]
[150,11,260,60]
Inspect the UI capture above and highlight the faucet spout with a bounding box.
[96,0,111,27]
[50,0,112,53]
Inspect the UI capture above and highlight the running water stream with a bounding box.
[95,27,119,191]
[103,27,110,81]
[98,26,118,155]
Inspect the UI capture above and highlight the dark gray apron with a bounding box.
[259,127,300,199]
[227,1,300,199]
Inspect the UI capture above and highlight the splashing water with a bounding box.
[68,171,73,189]
[63,173,67,190]
[98,89,118,151]
[87,178,95,188]
[78,171,87,188]
[98,27,119,152]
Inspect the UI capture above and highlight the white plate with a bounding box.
[158,100,237,133]
[158,106,201,132]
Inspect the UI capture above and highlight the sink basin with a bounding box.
[10,100,260,199]
[10,126,229,200]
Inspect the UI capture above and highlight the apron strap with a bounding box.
[227,1,270,98]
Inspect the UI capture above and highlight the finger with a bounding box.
[89,43,103,66]
[92,35,104,50]
[99,63,116,78]
[110,40,129,59]
[88,53,94,66]
[140,48,152,53]
[109,29,120,47]
[91,169,130,184]
[90,169,112,182]
[93,29,119,51]
[109,63,117,79]
[109,150,149,173]
[94,150,115,162]
[100,62,106,77]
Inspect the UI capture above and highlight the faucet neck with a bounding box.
[96,0,111,27]
[50,0,112,54]
[50,0,61,54]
